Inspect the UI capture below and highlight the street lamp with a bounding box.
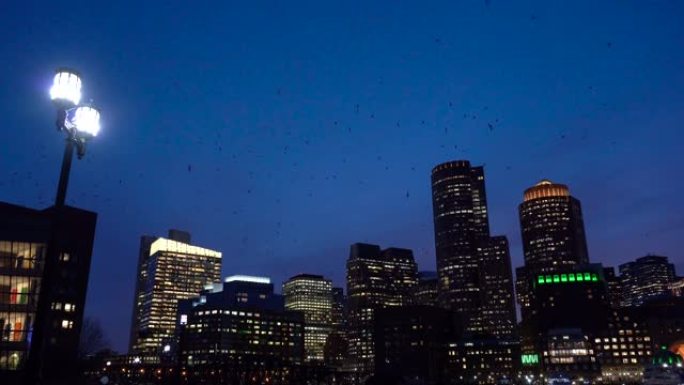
[49,68,101,206]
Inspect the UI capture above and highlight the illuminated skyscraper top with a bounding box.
[519,179,588,273]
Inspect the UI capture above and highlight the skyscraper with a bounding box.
[346,243,417,376]
[129,230,222,361]
[619,255,676,307]
[431,161,488,327]
[516,180,589,316]
[431,160,516,335]
[477,236,517,338]
[283,274,333,362]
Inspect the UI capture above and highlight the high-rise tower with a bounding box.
[346,243,417,376]
[129,230,222,361]
[516,180,589,315]
[283,274,333,362]
[431,160,517,336]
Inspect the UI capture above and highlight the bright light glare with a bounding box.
[224,275,271,284]
[66,106,101,136]
[50,70,82,105]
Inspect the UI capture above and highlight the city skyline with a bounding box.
[1,1,683,354]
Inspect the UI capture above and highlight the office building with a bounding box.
[415,271,438,307]
[619,255,676,307]
[522,264,611,381]
[346,243,417,376]
[431,160,517,336]
[516,180,589,318]
[431,161,488,323]
[283,274,333,362]
[478,236,517,338]
[0,202,96,384]
[447,338,519,385]
[542,329,599,380]
[373,305,461,384]
[177,275,304,384]
[595,307,654,383]
[129,230,222,361]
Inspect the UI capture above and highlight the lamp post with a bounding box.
[23,69,102,385]
[49,68,101,206]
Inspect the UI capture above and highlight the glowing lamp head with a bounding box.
[50,69,82,106]
[65,105,101,137]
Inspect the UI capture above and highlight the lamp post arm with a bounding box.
[55,137,75,207]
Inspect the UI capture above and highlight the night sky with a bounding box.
[1,1,683,352]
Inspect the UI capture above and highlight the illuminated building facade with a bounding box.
[595,307,654,383]
[542,329,599,379]
[0,202,96,384]
[129,230,222,361]
[346,243,417,376]
[283,274,332,362]
[516,180,589,318]
[619,255,676,307]
[177,276,304,384]
[431,160,517,337]
[414,271,438,307]
[447,338,519,385]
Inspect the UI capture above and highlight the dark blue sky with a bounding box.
[1,1,683,352]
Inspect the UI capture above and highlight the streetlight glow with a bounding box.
[65,105,101,137]
[50,69,82,106]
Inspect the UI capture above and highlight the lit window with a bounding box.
[61,320,74,329]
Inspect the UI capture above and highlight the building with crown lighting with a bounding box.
[516,180,589,320]
[129,230,222,362]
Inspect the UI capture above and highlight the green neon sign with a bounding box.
[535,272,601,286]
[521,354,540,365]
